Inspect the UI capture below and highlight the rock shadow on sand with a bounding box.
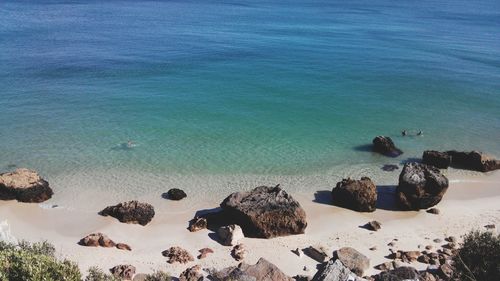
[376,185,405,211]
[313,190,332,205]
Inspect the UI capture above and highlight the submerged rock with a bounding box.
[332,177,377,212]
[397,163,449,210]
[0,168,53,203]
[99,200,155,226]
[218,185,307,238]
[382,164,399,172]
[372,136,403,157]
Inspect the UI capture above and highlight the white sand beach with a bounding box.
[0,170,499,279]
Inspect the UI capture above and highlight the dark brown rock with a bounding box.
[0,168,53,203]
[365,220,382,231]
[110,264,136,280]
[219,185,307,238]
[188,217,207,232]
[162,246,194,264]
[164,188,187,200]
[426,208,440,214]
[303,246,328,263]
[332,177,377,212]
[423,151,451,169]
[99,200,155,226]
[372,136,403,157]
[335,247,370,276]
[446,150,500,172]
[79,233,116,248]
[397,163,449,210]
[116,243,132,251]
[179,265,203,281]
[197,248,214,259]
[437,264,453,279]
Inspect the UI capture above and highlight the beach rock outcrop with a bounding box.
[312,259,367,281]
[397,163,449,210]
[423,151,451,169]
[116,243,132,251]
[332,177,377,212]
[210,258,293,281]
[334,247,369,276]
[110,264,136,280]
[446,150,500,172]
[0,168,53,203]
[99,200,155,226]
[179,265,203,281]
[372,136,403,157]
[217,224,244,246]
[162,246,194,264]
[79,233,116,247]
[218,185,307,238]
[164,188,187,200]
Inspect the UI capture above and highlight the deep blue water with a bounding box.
[1,0,499,178]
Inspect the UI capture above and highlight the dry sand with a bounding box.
[0,170,499,278]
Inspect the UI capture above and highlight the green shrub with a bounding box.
[85,266,119,281]
[0,241,81,281]
[144,270,172,281]
[453,230,500,281]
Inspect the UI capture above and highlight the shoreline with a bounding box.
[0,170,499,278]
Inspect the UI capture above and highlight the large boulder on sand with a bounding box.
[334,247,370,276]
[446,150,500,172]
[331,177,377,212]
[0,168,53,203]
[397,163,449,210]
[218,185,307,238]
[372,136,403,157]
[99,200,155,226]
[312,259,368,281]
[210,258,293,281]
[423,150,451,169]
[79,233,115,247]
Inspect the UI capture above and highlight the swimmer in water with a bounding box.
[417,131,423,136]
[127,140,134,148]
[402,130,407,136]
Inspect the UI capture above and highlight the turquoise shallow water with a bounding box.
[1,1,499,206]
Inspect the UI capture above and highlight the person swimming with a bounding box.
[417,131,423,136]
[402,130,407,136]
[127,140,134,148]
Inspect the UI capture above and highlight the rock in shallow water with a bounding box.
[372,136,403,157]
[99,200,155,226]
[218,185,307,238]
[423,151,451,169]
[332,177,377,212]
[446,150,500,172]
[0,168,53,203]
[397,163,449,210]
[164,188,187,200]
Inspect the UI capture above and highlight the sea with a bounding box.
[1,0,499,211]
